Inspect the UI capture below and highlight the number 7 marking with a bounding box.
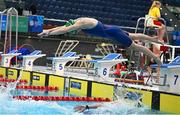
[174,75,179,85]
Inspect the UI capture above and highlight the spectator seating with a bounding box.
[27,0,152,27]
[5,0,173,27]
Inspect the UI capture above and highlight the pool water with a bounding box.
[0,84,164,115]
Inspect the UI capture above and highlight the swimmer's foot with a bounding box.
[157,40,165,45]
[152,36,164,45]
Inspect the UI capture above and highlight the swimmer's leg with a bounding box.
[129,33,164,45]
[129,42,162,66]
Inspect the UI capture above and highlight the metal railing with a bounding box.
[96,43,116,56]
[0,7,19,65]
[55,40,79,57]
[135,16,169,44]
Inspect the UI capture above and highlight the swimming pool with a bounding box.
[0,84,164,115]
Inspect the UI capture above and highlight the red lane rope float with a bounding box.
[15,86,59,91]
[13,96,111,102]
[115,78,144,84]
[0,78,27,84]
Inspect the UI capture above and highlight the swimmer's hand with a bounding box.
[38,30,51,37]
[74,105,87,113]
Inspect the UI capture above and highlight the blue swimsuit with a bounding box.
[82,21,132,48]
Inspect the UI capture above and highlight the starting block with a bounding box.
[22,50,46,71]
[52,52,79,76]
[151,56,180,94]
[89,53,127,77]
[1,50,21,67]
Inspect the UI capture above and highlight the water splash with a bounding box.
[11,68,24,90]
[0,71,159,115]
[0,87,157,115]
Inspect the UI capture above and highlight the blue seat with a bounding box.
[62,52,76,57]
[151,56,180,68]
[45,11,52,18]
[9,50,18,54]
[163,0,180,6]
[30,50,42,55]
[57,12,64,19]
[169,56,180,65]
[45,0,51,3]
[48,5,54,11]
[102,53,122,60]
[37,4,42,9]
[52,0,57,3]
[42,4,47,9]
[51,12,58,18]
[89,53,123,63]
[36,0,43,4]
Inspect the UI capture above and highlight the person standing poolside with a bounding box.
[148,0,165,57]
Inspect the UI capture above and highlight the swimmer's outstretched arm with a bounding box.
[74,100,120,113]
[38,20,84,37]
[129,33,164,45]
[49,23,81,35]
[37,26,63,37]
[74,104,102,113]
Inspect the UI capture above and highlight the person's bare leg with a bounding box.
[147,66,152,75]
[157,24,165,42]
[153,44,161,57]
[129,33,164,45]
[129,42,162,66]
[153,25,165,65]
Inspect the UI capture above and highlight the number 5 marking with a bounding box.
[59,64,63,70]
[174,75,179,85]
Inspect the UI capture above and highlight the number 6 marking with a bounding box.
[103,68,107,76]
[28,61,31,66]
